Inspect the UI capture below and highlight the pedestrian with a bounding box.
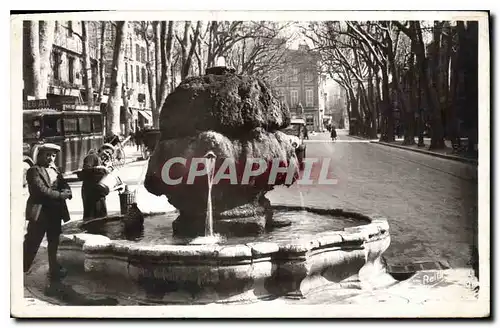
[128,130,136,147]
[24,143,72,282]
[303,125,309,140]
[331,126,337,141]
[79,149,110,222]
[135,129,143,152]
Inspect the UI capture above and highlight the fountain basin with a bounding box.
[57,207,393,304]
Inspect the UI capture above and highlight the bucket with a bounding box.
[119,186,136,215]
[97,170,123,196]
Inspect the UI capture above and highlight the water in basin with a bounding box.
[75,209,368,246]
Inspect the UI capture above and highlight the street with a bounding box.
[267,129,478,268]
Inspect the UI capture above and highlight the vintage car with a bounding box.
[281,118,307,170]
[23,108,104,186]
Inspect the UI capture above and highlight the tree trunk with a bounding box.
[412,22,441,149]
[348,88,360,136]
[81,21,94,108]
[464,21,478,154]
[196,39,203,75]
[24,21,55,99]
[448,24,460,148]
[157,21,174,113]
[180,21,190,81]
[404,52,417,145]
[38,21,55,99]
[374,70,382,134]
[367,68,378,139]
[96,21,106,106]
[144,35,158,128]
[122,85,131,135]
[380,66,394,142]
[25,21,41,98]
[343,89,352,134]
[153,21,161,107]
[428,22,446,149]
[106,21,127,137]
[181,21,201,80]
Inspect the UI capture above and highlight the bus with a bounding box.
[23,109,104,185]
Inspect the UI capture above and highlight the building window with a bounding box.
[52,51,61,80]
[305,71,313,82]
[130,64,134,84]
[78,117,92,133]
[305,89,313,107]
[67,21,73,37]
[63,117,78,134]
[77,59,83,80]
[141,67,146,84]
[92,116,103,133]
[136,65,140,82]
[291,68,299,82]
[68,56,75,84]
[141,47,146,63]
[290,89,299,106]
[136,44,140,62]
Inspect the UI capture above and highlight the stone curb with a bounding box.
[373,141,478,165]
[347,135,477,165]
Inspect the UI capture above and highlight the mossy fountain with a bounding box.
[56,65,395,304]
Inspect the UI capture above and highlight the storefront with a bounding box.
[136,109,153,129]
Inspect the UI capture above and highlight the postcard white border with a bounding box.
[9,10,490,318]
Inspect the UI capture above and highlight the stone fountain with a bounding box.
[143,65,300,238]
[55,66,396,304]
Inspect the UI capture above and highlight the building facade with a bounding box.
[22,21,154,134]
[268,44,326,132]
[325,81,348,129]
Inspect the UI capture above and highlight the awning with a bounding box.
[138,110,152,122]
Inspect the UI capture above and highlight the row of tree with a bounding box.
[304,21,478,152]
[24,21,297,136]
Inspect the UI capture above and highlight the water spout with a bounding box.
[204,151,217,237]
[189,151,221,245]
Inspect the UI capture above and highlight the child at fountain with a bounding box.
[79,148,112,222]
[23,143,72,281]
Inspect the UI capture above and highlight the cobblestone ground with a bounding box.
[267,129,478,269]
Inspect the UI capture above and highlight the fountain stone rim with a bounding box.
[60,205,389,257]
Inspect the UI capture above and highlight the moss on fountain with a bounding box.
[144,69,299,237]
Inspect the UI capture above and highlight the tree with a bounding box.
[81,21,94,107]
[106,21,128,136]
[136,21,175,128]
[96,21,107,106]
[303,21,382,138]
[24,21,55,99]
[177,21,202,80]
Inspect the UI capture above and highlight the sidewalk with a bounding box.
[350,135,478,165]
